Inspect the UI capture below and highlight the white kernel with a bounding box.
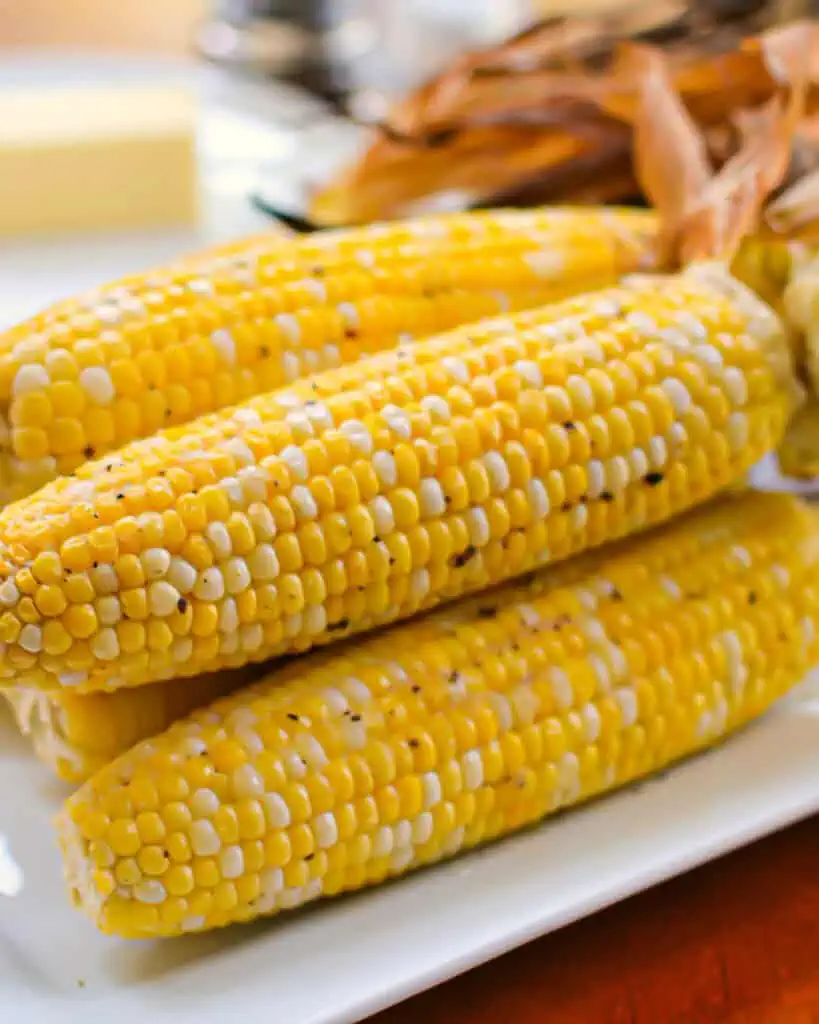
[264,793,291,829]
[277,886,307,910]
[373,451,398,487]
[570,504,588,532]
[211,329,236,367]
[403,569,428,603]
[59,671,88,687]
[218,598,239,633]
[0,581,19,606]
[91,627,119,661]
[135,880,167,905]
[605,455,630,492]
[589,654,611,692]
[557,753,581,802]
[304,401,333,430]
[802,616,816,646]
[412,812,434,844]
[525,249,564,276]
[221,631,239,655]
[661,377,692,415]
[304,604,328,635]
[382,404,412,439]
[771,564,790,589]
[188,277,214,295]
[220,846,244,880]
[566,375,595,416]
[441,356,469,382]
[172,637,194,663]
[18,624,42,654]
[615,688,639,727]
[337,301,359,328]
[462,750,484,791]
[281,352,300,382]
[233,762,265,798]
[514,359,543,388]
[148,581,180,617]
[220,476,243,504]
[420,396,451,423]
[726,412,749,452]
[489,692,513,732]
[730,545,752,568]
[248,544,279,580]
[96,595,121,626]
[660,575,682,599]
[339,419,372,455]
[194,567,224,601]
[290,486,317,521]
[141,548,171,580]
[205,522,232,559]
[249,503,277,540]
[191,820,221,856]
[314,812,339,849]
[669,422,688,453]
[370,495,395,535]
[280,446,308,481]
[13,364,50,396]
[482,452,510,493]
[548,667,573,709]
[527,478,550,519]
[465,507,490,547]
[167,557,197,593]
[648,436,668,469]
[421,772,442,808]
[90,564,118,595]
[223,557,252,595]
[628,447,649,480]
[283,612,303,638]
[585,460,605,499]
[79,366,115,405]
[418,478,446,518]
[723,367,748,406]
[240,622,264,651]
[393,819,413,849]
[693,343,724,369]
[191,788,220,818]
[582,704,601,743]
[275,312,301,342]
[373,825,394,857]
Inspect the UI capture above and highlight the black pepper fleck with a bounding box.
[83,445,95,458]
[287,713,299,722]
[748,591,758,606]
[177,598,188,612]
[408,738,420,748]
[644,472,664,486]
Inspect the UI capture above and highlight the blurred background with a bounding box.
[0,0,814,322]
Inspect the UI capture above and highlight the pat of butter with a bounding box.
[0,87,198,237]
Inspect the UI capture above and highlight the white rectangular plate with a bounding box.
[3,679,819,1024]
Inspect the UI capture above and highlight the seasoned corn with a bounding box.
[59,490,819,938]
[0,208,658,503]
[5,664,266,783]
[0,266,797,696]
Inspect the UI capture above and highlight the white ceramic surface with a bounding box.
[3,683,819,1024]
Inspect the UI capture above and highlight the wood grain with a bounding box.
[373,818,819,1023]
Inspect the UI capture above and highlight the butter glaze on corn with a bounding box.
[0,267,796,695]
[5,664,266,783]
[58,491,819,938]
[0,208,658,503]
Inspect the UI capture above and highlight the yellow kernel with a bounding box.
[137,846,170,877]
[264,832,292,869]
[63,603,97,639]
[114,858,142,887]
[108,819,140,857]
[34,585,67,617]
[135,810,165,843]
[193,858,220,888]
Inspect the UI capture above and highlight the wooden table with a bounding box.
[374,818,819,1023]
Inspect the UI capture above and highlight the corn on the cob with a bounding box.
[4,664,266,783]
[0,265,796,696]
[0,208,658,504]
[59,490,819,938]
